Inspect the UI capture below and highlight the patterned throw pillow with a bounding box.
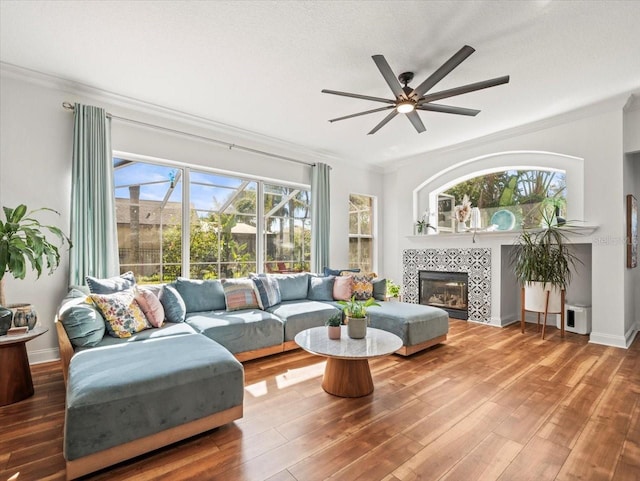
[333,275,353,301]
[134,287,165,327]
[222,278,260,311]
[342,272,374,301]
[90,290,151,338]
[252,276,282,310]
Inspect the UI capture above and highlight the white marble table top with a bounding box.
[294,326,403,361]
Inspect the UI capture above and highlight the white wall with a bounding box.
[0,66,384,363]
[383,94,633,347]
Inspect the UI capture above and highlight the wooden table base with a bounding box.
[321,358,374,398]
[0,341,35,406]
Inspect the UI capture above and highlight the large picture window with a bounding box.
[348,194,375,272]
[114,157,310,281]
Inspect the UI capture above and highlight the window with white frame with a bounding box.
[113,157,310,282]
[348,194,374,272]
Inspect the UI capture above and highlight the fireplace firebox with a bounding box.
[419,271,469,320]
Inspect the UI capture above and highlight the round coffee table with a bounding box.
[0,327,48,406]
[294,326,403,398]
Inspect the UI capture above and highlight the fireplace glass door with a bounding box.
[419,271,468,320]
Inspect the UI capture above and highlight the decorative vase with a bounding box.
[455,220,468,233]
[347,316,367,339]
[524,282,563,313]
[0,306,12,336]
[9,303,37,330]
[328,325,341,340]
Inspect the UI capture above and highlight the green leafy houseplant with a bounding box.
[386,280,401,299]
[337,295,381,318]
[325,313,342,327]
[0,205,72,306]
[511,211,580,291]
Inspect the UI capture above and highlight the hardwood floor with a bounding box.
[1,319,639,481]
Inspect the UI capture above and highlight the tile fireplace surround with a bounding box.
[402,248,491,322]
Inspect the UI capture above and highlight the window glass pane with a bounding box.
[190,171,257,279]
[348,194,374,272]
[442,169,566,230]
[114,159,182,283]
[264,185,311,273]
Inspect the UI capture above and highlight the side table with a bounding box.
[0,327,48,406]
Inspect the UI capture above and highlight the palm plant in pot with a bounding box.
[337,295,380,339]
[511,210,580,331]
[0,205,71,334]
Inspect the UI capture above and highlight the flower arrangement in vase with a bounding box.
[454,195,472,232]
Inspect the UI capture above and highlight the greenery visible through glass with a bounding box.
[442,169,566,230]
[113,158,311,282]
[349,194,374,272]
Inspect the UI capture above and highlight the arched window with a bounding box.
[436,169,566,231]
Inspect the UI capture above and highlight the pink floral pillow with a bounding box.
[333,275,352,301]
[134,287,165,327]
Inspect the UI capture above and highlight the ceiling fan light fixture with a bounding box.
[396,100,415,114]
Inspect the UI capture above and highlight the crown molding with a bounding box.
[381,88,640,173]
[0,61,371,170]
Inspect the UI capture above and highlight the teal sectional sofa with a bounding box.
[56,272,449,479]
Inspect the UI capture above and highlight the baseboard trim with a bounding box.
[589,332,629,349]
[624,322,639,348]
[28,347,60,365]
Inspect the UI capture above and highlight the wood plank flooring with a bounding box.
[1,319,639,481]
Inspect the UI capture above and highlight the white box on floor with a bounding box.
[556,304,592,334]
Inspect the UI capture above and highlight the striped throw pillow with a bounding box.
[222,278,260,311]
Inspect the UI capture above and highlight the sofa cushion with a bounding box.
[86,271,136,294]
[267,272,309,301]
[308,275,335,301]
[342,272,374,300]
[267,300,341,341]
[372,278,387,301]
[134,287,165,327]
[174,278,226,313]
[90,291,151,338]
[57,289,106,348]
[221,278,260,311]
[160,284,187,323]
[76,321,198,351]
[252,275,281,309]
[186,309,284,354]
[64,334,244,461]
[367,302,449,346]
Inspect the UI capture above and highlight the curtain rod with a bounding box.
[62,102,316,167]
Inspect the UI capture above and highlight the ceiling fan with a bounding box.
[322,45,510,135]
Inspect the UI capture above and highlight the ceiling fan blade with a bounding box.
[410,45,475,98]
[372,55,405,99]
[321,89,395,105]
[406,111,426,133]
[417,103,480,116]
[328,106,395,123]
[368,110,398,135]
[419,75,510,103]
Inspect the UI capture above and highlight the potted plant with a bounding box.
[0,205,71,333]
[337,295,380,339]
[325,313,342,340]
[511,209,580,320]
[386,279,401,302]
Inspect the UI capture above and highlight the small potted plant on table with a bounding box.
[325,313,342,340]
[337,296,380,339]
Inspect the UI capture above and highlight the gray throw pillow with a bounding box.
[86,271,136,294]
[159,284,186,323]
[308,276,335,301]
[174,277,226,312]
[372,278,387,301]
[57,289,106,347]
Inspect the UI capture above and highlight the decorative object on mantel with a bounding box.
[0,204,72,334]
[415,211,436,235]
[325,313,343,340]
[454,195,472,233]
[627,194,637,269]
[338,295,380,339]
[511,209,581,339]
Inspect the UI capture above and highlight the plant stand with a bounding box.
[520,287,565,340]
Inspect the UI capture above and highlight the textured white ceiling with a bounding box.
[1,0,639,167]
